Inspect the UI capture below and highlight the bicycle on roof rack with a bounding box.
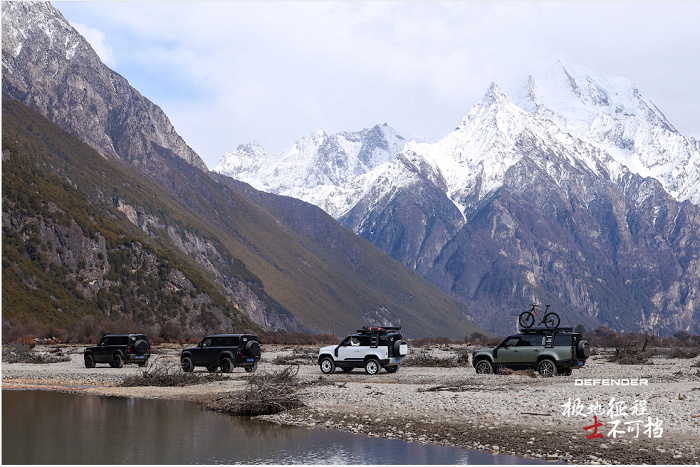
[518,304,560,329]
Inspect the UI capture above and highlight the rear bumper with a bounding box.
[125,354,150,363]
[234,355,259,366]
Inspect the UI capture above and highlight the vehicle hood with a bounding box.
[319,345,337,355]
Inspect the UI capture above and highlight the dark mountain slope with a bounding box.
[2,97,483,339]
[2,97,260,332]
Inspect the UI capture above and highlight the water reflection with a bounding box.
[2,390,544,464]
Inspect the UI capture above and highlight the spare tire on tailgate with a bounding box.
[394,340,408,357]
[134,339,148,355]
[577,340,591,359]
[245,340,261,357]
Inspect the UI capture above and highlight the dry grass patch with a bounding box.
[2,343,71,364]
[120,357,227,387]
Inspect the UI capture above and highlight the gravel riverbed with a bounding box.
[3,344,700,464]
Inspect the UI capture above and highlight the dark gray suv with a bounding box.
[472,327,590,376]
[84,334,151,368]
[180,334,261,373]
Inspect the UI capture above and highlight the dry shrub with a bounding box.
[669,347,700,359]
[272,347,316,365]
[607,340,653,365]
[120,357,226,387]
[403,348,460,367]
[2,343,71,364]
[207,366,305,416]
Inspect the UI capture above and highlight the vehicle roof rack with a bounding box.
[356,326,402,334]
[519,327,573,334]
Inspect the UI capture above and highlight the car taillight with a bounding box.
[127,345,131,353]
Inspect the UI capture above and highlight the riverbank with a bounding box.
[3,344,700,464]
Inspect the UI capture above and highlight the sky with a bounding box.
[54,2,700,170]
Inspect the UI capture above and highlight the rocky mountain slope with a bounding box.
[2,1,207,173]
[216,63,700,335]
[2,2,482,339]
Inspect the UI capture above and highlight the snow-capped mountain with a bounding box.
[514,60,700,205]
[215,61,700,334]
[214,124,406,217]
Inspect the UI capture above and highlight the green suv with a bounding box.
[472,327,590,376]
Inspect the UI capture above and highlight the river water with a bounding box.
[2,390,544,464]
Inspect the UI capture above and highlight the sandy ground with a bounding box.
[3,343,700,465]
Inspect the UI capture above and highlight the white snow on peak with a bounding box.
[513,60,700,205]
[213,124,407,217]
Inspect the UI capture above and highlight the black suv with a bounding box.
[84,334,151,368]
[472,327,591,376]
[180,334,261,373]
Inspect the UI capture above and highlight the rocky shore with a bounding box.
[3,344,700,464]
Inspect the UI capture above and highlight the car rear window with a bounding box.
[554,334,572,346]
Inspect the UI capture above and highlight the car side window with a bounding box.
[98,337,108,346]
[201,338,213,348]
[504,337,520,347]
[340,336,351,346]
[554,335,572,346]
[223,336,237,346]
[520,335,544,346]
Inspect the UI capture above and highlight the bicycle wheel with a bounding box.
[544,312,560,328]
[519,311,535,328]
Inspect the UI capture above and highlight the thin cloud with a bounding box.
[69,21,116,68]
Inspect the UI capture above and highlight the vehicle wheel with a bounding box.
[394,340,408,357]
[364,359,380,375]
[559,368,572,376]
[319,356,335,374]
[475,359,494,374]
[112,354,124,369]
[84,355,95,369]
[138,362,146,367]
[245,340,261,357]
[244,362,258,373]
[385,365,399,374]
[220,358,234,374]
[537,359,557,377]
[518,311,535,328]
[544,313,560,328]
[577,340,591,359]
[134,339,148,355]
[341,367,353,373]
[181,356,194,373]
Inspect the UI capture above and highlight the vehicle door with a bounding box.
[495,336,522,364]
[209,337,224,364]
[336,336,361,362]
[193,337,214,366]
[518,335,545,363]
[93,336,108,362]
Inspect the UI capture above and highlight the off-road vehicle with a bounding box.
[180,334,261,373]
[318,326,408,375]
[472,327,590,376]
[84,334,151,368]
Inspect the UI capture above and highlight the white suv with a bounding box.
[318,326,408,375]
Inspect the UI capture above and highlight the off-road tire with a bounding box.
[220,358,234,373]
[137,362,146,367]
[84,355,95,368]
[245,340,261,357]
[385,365,399,374]
[518,312,535,328]
[319,356,335,374]
[134,339,148,355]
[394,340,408,357]
[244,361,258,373]
[182,356,194,373]
[112,354,124,369]
[537,358,557,377]
[475,359,494,374]
[364,358,380,375]
[577,340,591,359]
